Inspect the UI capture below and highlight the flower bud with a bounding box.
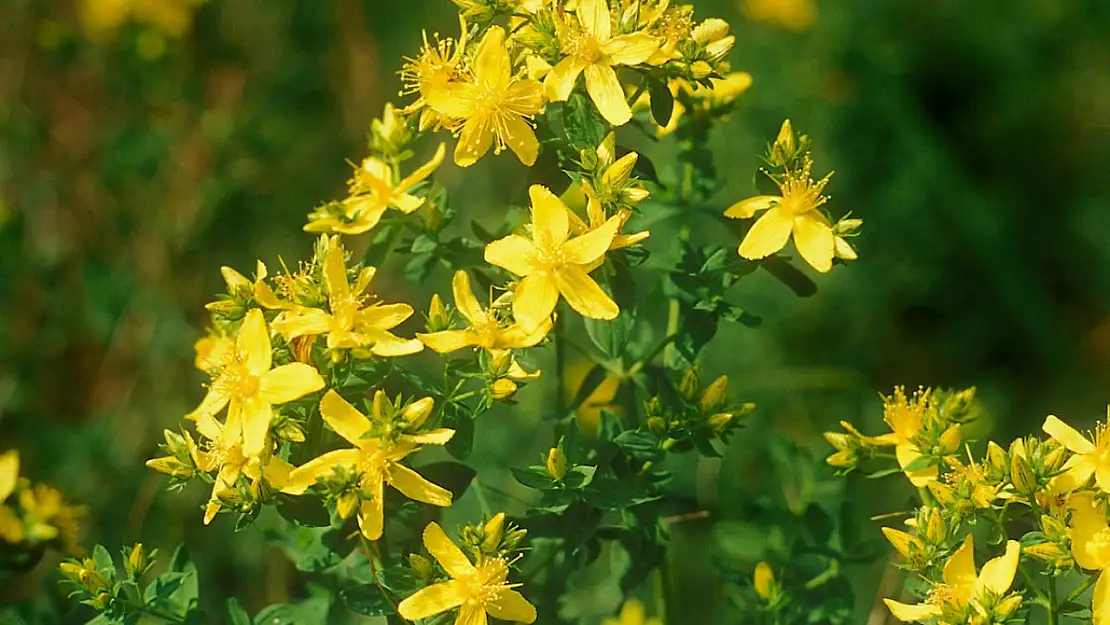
[937,424,962,455]
[706,36,735,62]
[1040,514,1068,541]
[678,368,700,401]
[604,153,638,188]
[88,592,112,611]
[647,416,669,437]
[692,18,730,44]
[995,594,1023,617]
[426,293,450,332]
[824,432,853,452]
[145,456,194,480]
[882,527,924,560]
[699,375,728,415]
[424,198,445,231]
[772,119,796,164]
[491,378,518,401]
[985,441,1008,475]
[707,412,735,434]
[690,60,713,79]
[1011,454,1037,495]
[409,553,433,578]
[943,386,976,420]
[927,481,956,506]
[274,418,306,443]
[163,430,189,460]
[1043,445,1067,473]
[125,543,149,579]
[826,450,856,469]
[58,561,83,581]
[545,447,567,481]
[921,508,946,545]
[753,561,775,600]
[1024,542,1065,561]
[291,335,316,365]
[482,513,506,553]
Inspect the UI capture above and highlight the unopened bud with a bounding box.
[645,396,663,418]
[774,119,796,162]
[647,416,668,437]
[274,418,305,443]
[424,199,444,231]
[706,36,735,62]
[125,543,149,578]
[491,378,518,401]
[1040,515,1068,541]
[692,18,730,44]
[707,412,735,434]
[944,387,977,421]
[995,594,1023,617]
[1011,454,1037,495]
[699,375,728,415]
[985,441,1008,475]
[937,424,962,455]
[482,513,506,553]
[1043,445,1067,473]
[824,432,853,452]
[922,508,946,545]
[826,450,855,469]
[678,368,700,402]
[409,553,433,578]
[145,456,193,480]
[753,561,775,600]
[88,592,112,610]
[427,294,449,332]
[1024,542,1065,561]
[545,447,567,481]
[163,430,189,459]
[927,481,956,506]
[690,60,712,79]
[881,527,923,560]
[290,335,315,364]
[58,561,83,581]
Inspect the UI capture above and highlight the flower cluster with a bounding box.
[831,391,1110,623]
[0,449,84,559]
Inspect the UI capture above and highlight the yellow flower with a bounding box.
[283,390,454,540]
[869,387,938,488]
[304,143,445,235]
[397,521,537,624]
[602,599,660,625]
[206,261,292,313]
[1042,412,1110,493]
[429,27,545,167]
[272,237,424,356]
[187,308,325,457]
[401,18,469,131]
[484,185,622,333]
[418,270,552,354]
[0,450,17,503]
[725,158,837,273]
[545,0,659,126]
[1069,493,1110,624]
[884,535,1020,622]
[753,561,776,600]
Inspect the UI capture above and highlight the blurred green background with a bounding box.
[2,0,1109,622]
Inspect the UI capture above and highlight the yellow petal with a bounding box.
[513,273,560,334]
[602,33,659,66]
[530,185,570,249]
[585,63,631,126]
[237,309,273,375]
[459,604,489,625]
[545,55,588,102]
[271,308,331,340]
[390,192,424,214]
[429,83,476,119]
[221,265,251,291]
[402,397,435,430]
[974,540,1019,598]
[1069,494,1110,570]
[319,390,373,445]
[485,234,540,277]
[397,581,464,621]
[452,270,487,326]
[387,463,453,507]
[881,527,923,560]
[354,266,377,295]
[1050,454,1096,493]
[240,397,273,457]
[556,265,618,320]
[397,143,446,192]
[186,386,231,423]
[577,0,611,41]
[724,195,777,219]
[753,562,775,599]
[884,599,940,622]
[455,116,494,168]
[503,80,545,116]
[834,236,858,260]
[0,451,19,502]
[895,442,937,487]
[497,319,551,349]
[486,590,537,624]
[194,413,223,442]
[259,363,324,405]
[356,303,414,331]
[368,333,425,357]
[1042,415,1096,454]
[423,522,477,578]
[283,449,360,495]
[404,429,456,446]
[943,534,977,590]
[324,238,351,304]
[418,330,480,353]
[474,27,510,88]
[738,207,792,260]
[357,478,385,540]
[1094,569,1110,625]
[793,213,835,273]
[203,500,221,525]
[563,215,620,265]
[503,115,540,167]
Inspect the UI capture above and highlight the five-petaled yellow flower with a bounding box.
[272,237,424,357]
[188,308,325,457]
[870,387,938,488]
[884,535,1020,622]
[725,158,837,273]
[418,270,551,354]
[1042,411,1110,493]
[283,390,454,540]
[546,0,658,126]
[485,185,621,333]
[400,17,469,131]
[429,27,545,167]
[304,144,446,235]
[398,521,537,624]
[1069,493,1110,624]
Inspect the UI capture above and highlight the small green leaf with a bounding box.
[512,466,556,491]
[276,493,331,528]
[613,431,660,458]
[253,597,330,625]
[227,598,251,625]
[564,93,605,151]
[564,465,597,490]
[339,584,394,616]
[647,77,675,127]
[411,233,438,254]
[91,545,114,576]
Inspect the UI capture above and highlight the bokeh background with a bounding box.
[2,0,1109,622]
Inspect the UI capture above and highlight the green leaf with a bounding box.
[512,466,556,490]
[363,223,401,268]
[761,256,817,297]
[253,597,330,625]
[227,598,251,625]
[410,233,438,254]
[276,493,332,527]
[647,77,675,127]
[613,430,660,458]
[404,252,437,283]
[564,93,605,151]
[563,465,597,489]
[583,475,661,510]
[339,584,395,616]
[375,566,422,596]
[597,409,624,443]
[270,525,343,573]
[445,405,474,460]
[91,545,114,576]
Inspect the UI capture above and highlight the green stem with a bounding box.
[1063,571,1099,604]
[1047,574,1058,625]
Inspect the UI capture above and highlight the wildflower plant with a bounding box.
[41,0,870,623]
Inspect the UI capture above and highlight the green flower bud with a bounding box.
[647,417,669,437]
[1011,454,1037,495]
[678,368,700,402]
[699,375,728,415]
[545,447,567,481]
[937,424,962,455]
[409,553,433,578]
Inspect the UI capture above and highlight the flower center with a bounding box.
[564,29,603,63]
[458,559,510,607]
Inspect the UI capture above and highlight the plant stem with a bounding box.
[1047,574,1058,625]
[1063,571,1099,604]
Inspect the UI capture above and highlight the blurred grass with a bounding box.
[1,0,1109,621]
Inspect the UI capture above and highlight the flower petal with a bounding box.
[240,397,273,457]
[577,0,611,41]
[186,386,231,423]
[323,238,351,304]
[452,270,487,326]
[943,534,977,590]
[367,333,425,357]
[397,143,446,192]
[545,55,588,102]
[356,303,414,331]
[738,207,793,260]
[1094,569,1110,625]
[1070,494,1110,570]
[418,330,480,353]
[974,540,1019,598]
[563,215,620,265]
[259,363,324,405]
[397,581,464,621]
[556,265,618,320]
[357,475,385,540]
[496,318,552,349]
[319,390,373,445]
[271,308,331,340]
[0,451,18,502]
[237,309,272,375]
[486,590,537,624]
[423,522,477,578]
[530,185,570,249]
[404,428,455,446]
[884,599,940,622]
[387,463,453,507]
[455,115,494,168]
[283,449,360,495]
[486,234,540,277]
[1042,415,1097,453]
[895,442,937,487]
[474,27,510,89]
[503,115,540,167]
[792,214,835,273]
[457,604,488,625]
[513,273,560,334]
[724,195,778,219]
[584,64,631,126]
[603,32,659,66]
